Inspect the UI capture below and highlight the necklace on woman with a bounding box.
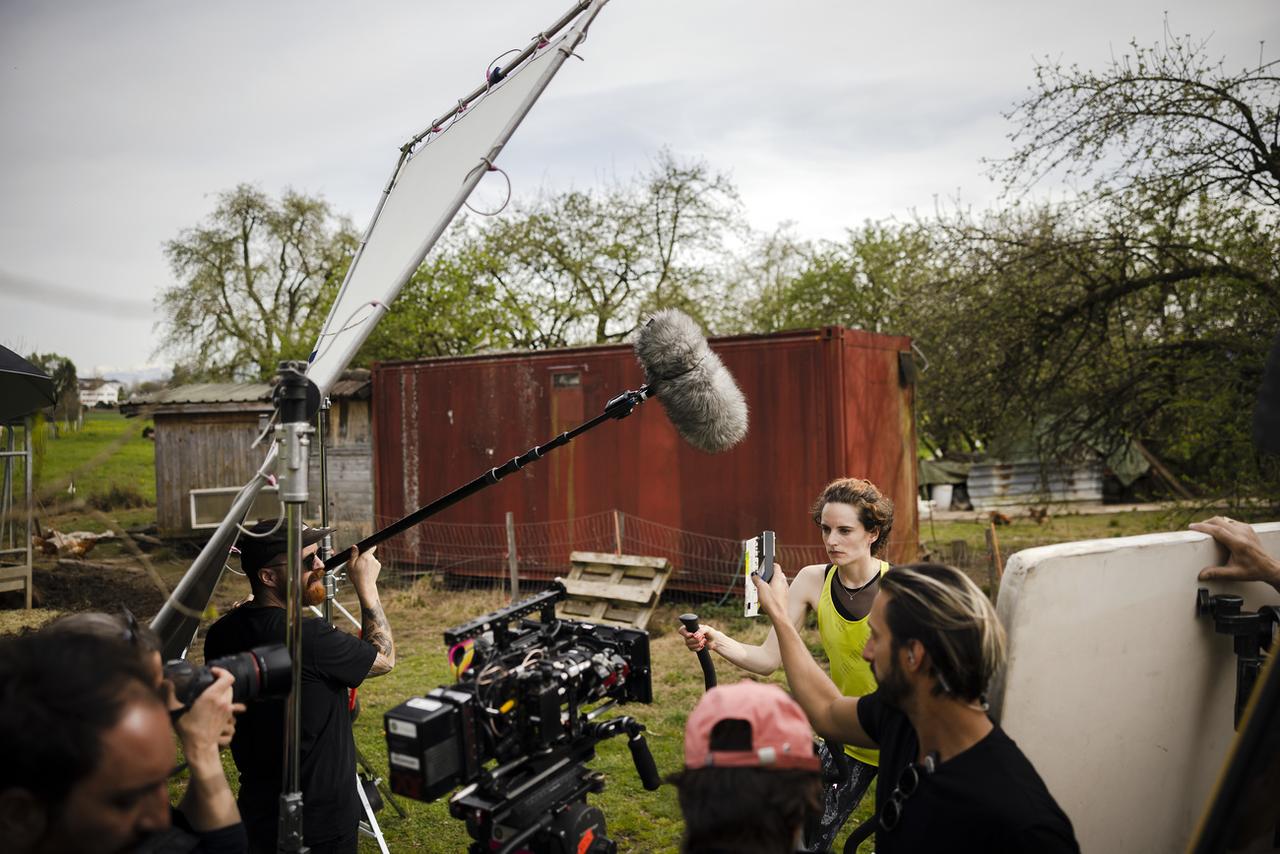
[835,564,879,594]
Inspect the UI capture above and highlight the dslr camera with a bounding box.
[384,582,658,854]
[165,643,292,707]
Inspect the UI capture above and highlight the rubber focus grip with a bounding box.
[628,732,662,791]
[679,613,717,691]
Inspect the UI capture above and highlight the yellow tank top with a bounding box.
[815,559,888,766]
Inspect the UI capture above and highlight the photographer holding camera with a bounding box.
[204,521,395,854]
[753,562,1079,853]
[0,627,247,854]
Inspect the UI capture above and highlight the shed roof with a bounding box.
[329,369,372,400]
[121,371,372,417]
[129,383,273,406]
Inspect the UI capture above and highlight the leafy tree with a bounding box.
[156,185,358,381]
[356,151,746,361]
[356,220,526,362]
[883,28,1280,493]
[743,221,935,336]
[476,151,744,347]
[26,352,79,425]
[904,196,1279,491]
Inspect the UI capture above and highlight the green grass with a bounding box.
[919,505,1276,570]
[33,410,155,508]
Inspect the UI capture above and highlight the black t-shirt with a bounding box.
[203,606,375,847]
[857,690,1079,853]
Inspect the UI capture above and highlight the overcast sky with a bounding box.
[2,0,1275,379]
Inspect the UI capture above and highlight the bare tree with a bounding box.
[994,27,1280,213]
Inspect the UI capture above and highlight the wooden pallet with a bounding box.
[0,563,32,609]
[556,551,672,629]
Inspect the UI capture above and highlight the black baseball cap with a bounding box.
[236,519,335,575]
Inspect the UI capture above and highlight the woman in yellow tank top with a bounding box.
[680,477,894,852]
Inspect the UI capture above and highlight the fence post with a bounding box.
[505,511,519,600]
[613,509,624,556]
[985,521,1004,600]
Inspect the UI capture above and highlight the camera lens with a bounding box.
[165,643,292,707]
[207,643,292,704]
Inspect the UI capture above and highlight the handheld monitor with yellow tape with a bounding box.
[743,530,776,618]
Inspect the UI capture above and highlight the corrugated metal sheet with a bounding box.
[371,326,919,588]
[967,459,1103,509]
[329,369,372,401]
[130,383,272,406]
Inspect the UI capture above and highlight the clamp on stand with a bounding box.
[274,361,317,853]
[1196,588,1280,728]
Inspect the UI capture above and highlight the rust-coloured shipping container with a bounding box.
[371,326,918,590]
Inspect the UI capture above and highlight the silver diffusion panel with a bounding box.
[151,0,612,657]
[306,0,609,398]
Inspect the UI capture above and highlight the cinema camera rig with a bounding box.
[383,582,660,854]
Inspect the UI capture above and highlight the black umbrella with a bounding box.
[0,345,56,423]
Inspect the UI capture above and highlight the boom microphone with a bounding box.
[322,310,748,570]
[633,309,749,453]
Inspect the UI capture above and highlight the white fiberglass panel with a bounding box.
[992,523,1280,854]
[307,37,570,396]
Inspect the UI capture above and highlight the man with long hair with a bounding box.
[753,562,1078,852]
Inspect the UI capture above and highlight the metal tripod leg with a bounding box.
[356,745,407,819]
[356,772,390,854]
[355,742,404,819]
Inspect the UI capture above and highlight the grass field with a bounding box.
[30,410,155,508]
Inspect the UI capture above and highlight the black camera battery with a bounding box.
[385,687,481,802]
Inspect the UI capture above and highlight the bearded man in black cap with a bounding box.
[204,521,395,854]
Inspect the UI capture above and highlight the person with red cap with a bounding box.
[672,680,824,854]
[204,520,394,854]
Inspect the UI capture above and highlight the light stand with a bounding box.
[274,361,314,853]
[311,391,400,852]
[316,395,335,625]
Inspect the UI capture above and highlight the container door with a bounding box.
[549,369,584,533]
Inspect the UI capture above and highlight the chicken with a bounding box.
[30,529,116,558]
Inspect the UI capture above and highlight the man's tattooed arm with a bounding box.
[361,598,396,676]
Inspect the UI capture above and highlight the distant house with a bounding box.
[122,372,373,539]
[78,378,124,408]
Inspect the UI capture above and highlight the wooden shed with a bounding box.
[124,373,373,539]
[371,326,919,590]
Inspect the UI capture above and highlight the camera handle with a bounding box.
[679,613,717,691]
[582,715,662,792]
[1196,588,1279,728]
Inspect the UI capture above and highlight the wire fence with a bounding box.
[371,509,828,598]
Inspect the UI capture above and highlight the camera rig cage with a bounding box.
[384,582,659,854]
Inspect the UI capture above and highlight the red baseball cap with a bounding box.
[684,680,819,771]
